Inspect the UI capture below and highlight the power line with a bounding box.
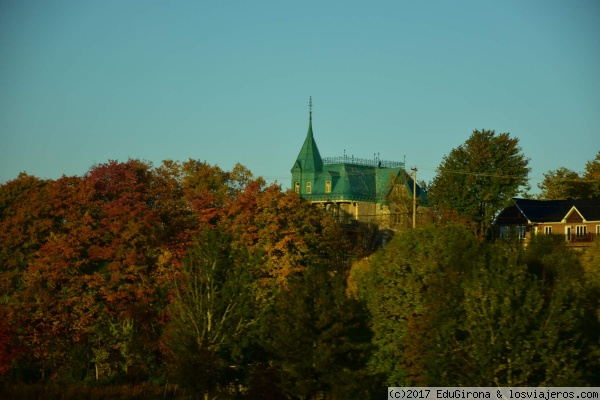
[261,166,599,184]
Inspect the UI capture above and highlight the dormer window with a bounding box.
[306,182,312,194]
[326,181,331,193]
[295,182,300,193]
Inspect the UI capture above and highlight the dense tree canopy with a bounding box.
[537,167,583,200]
[429,129,530,238]
[0,158,374,397]
[358,225,599,386]
[1,153,598,397]
[538,151,600,199]
[584,151,600,198]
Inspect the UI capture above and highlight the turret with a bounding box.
[291,97,323,194]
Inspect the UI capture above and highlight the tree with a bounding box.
[0,306,21,376]
[160,180,364,397]
[222,184,350,287]
[453,239,592,386]
[360,226,599,386]
[1,174,96,381]
[429,129,530,238]
[537,167,582,199]
[0,173,59,300]
[259,260,374,399]
[360,225,481,386]
[537,151,600,199]
[582,151,600,198]
[579,238,600,383]
[162,228,254,396]
[9,160,168,382]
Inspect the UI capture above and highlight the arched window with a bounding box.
[294,182,300,193]
[306,182,312,194]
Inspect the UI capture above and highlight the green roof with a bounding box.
[290,109,427,205]
[301,164,425,204]
[292,114,323,172]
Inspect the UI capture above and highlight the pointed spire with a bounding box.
[307,96,314,140]
[293,97,323,172]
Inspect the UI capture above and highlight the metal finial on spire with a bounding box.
[309,96,313,118]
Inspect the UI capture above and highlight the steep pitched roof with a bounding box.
[293,114,323,172]
[301,165,427,204]
[395,170,428,206]
[307,164,377,202]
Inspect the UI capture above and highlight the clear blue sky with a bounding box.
[1,0,598,193]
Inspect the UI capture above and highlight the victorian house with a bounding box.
[291,104,426,231]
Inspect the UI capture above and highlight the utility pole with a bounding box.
[411,167,417,229]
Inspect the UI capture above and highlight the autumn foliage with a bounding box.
[2,155,598,397]
[0,159,364,396]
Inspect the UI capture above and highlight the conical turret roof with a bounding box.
[293,111,323,172]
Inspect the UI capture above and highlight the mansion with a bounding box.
[291,107,426,230]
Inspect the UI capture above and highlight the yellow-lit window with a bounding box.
[544,226,552,235]
[326,181,331,193]
[294,182,300,193]
[306,182,312,194]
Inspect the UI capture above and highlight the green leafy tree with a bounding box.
[259,262,374,399]
[162,228,255,396]
[361,225,481,385]
[429,129,530,238]
[537,151,600,199]
[582,151,600,198]
[452,239,592,386]
[578,238,600,383]
[537,167,583,199]
[361,226,598,386]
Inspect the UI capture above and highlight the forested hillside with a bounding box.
[1,157,598,399]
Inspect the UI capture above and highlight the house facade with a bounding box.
[495,198,600,247]
[291,108,426,229]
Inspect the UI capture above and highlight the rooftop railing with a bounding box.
[322,155,405,169]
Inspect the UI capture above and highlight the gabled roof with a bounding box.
[293,114,323,172]
[401,171,428,206]
[495,198,600,225]
[564,206,584,222]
